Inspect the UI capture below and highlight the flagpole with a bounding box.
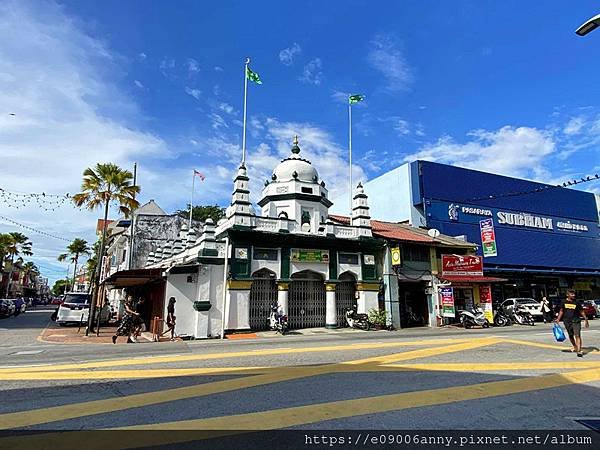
[349,102,353,215]
[189,171,195,231]
[242,57,250,165]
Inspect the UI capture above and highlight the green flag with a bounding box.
[246,66,262,84]
[349,94,365,105]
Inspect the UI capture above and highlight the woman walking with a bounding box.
[541,296,552,323]
[112,295,138,344]
[161,297,177,341]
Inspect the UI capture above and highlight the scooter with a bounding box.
[511,304,535,326]
[458,305,490,329]
[269,303,288,334]
[493,305,512,327]
[345,306,370,331]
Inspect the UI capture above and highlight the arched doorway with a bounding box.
[288,270,326,329]
[336,271,357,327]
[249,268,277,331]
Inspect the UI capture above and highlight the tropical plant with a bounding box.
[72,163,140,331]
[175,204,225,224]
[51,279,71,296]
[3,232,33,297]
[22,261,39,287]
[58,238,91,292]
[368,308,390,328]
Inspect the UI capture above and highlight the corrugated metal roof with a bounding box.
[329,215,476,247]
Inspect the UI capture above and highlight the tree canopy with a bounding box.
[175,204,225,224]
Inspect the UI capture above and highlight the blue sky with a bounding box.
[1,0,600,284]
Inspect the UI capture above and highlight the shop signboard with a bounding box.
[440,287,456,318]
[290,249,329,263]
[478,284,494,323]
[441,255,483,277]
[479,218,498,257]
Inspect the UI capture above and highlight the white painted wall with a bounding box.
[290,261,329,279]
[250,247,280,277]
[164,271,199,339]
[358,291,379,314]
[226,290,250,330]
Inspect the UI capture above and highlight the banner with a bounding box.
[290,249,329,263]
[479,218,498,257]
[439,287,455,318]
[441,255,483,277]
[478,284,494,323]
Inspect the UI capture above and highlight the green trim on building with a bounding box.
[281,247,291,279]
[328,250,338,280]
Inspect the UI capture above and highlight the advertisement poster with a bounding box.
[479,218,498,257]
[479,284,494,323]
[439,287,455,318]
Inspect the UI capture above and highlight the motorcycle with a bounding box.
[345,306,370,331]
[458,305,490,329]
[493,305,512,327]
[511,304,535,326]
[269,303,288,334]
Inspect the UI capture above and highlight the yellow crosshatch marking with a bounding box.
[0,335,598,443]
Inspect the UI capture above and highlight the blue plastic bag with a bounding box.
[553,323,566,342]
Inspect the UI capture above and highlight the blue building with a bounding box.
[354,160,600,304]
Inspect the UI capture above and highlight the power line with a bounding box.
[464,173,599,203]
[0,214,72,242]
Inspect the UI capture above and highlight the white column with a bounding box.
[277,287,288,315]
[326,283,337,328]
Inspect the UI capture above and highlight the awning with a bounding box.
[440,275,507,283]
[102,268,164,288]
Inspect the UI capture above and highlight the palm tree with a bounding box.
[72,163,139,332]
[22,261,39,289]
[58,238,91,292]
[4,232,33,297]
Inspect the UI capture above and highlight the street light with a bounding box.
[576,13,600,36]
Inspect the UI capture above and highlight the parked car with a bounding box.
[50,297,63,305]
[11,298,27,316]
[501,298,543,320]
[0,299,16,318]
[582,301,597,319]
[593,300,600,317]
[56,293,110,326]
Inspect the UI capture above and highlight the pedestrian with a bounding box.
[555,289,589,357]
[161,297,177,341]
[133,297,146,339]
[112,295,138,344]
[541,296,552,323]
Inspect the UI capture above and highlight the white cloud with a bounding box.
[134,80,144,89]
[210,113,228,130]
[368,34,413,92]
[214,66,223,72]
[187,58,200,74]
[299,58,323,85]
[219,102,235,115]
[185,87,201,100]
[404,126,555,179]
[564,116,585,135]
[331,90,349,104]
[138,52,147,61]
[159,58,175,77]
[279,43,301,66]
[395,119,410,136]
[0,0,173,285]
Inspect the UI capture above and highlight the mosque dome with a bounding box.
[272,136,319,183]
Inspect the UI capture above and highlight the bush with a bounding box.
[368,309,389,327]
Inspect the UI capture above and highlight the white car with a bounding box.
[501,298,543,319]
[56,293,110,325]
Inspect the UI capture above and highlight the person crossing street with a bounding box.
[555,289,589,357]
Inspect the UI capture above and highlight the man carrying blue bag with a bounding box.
[555,289,589,357]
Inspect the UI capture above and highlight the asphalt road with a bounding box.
[0,308,599,449]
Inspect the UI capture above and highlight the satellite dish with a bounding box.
[427,228,440,238]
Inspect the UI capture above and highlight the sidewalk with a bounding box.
[39,322,182,345]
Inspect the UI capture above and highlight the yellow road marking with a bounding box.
[346,338,501,365]
[0,366,269,380]
[382,361,600,371]
[117,367,600,432]
[501,338,600,354]
[3,367,600,449]
[0,338,471,373]
[0,338,487,429]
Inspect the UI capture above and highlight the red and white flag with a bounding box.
[193,170,205,181]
